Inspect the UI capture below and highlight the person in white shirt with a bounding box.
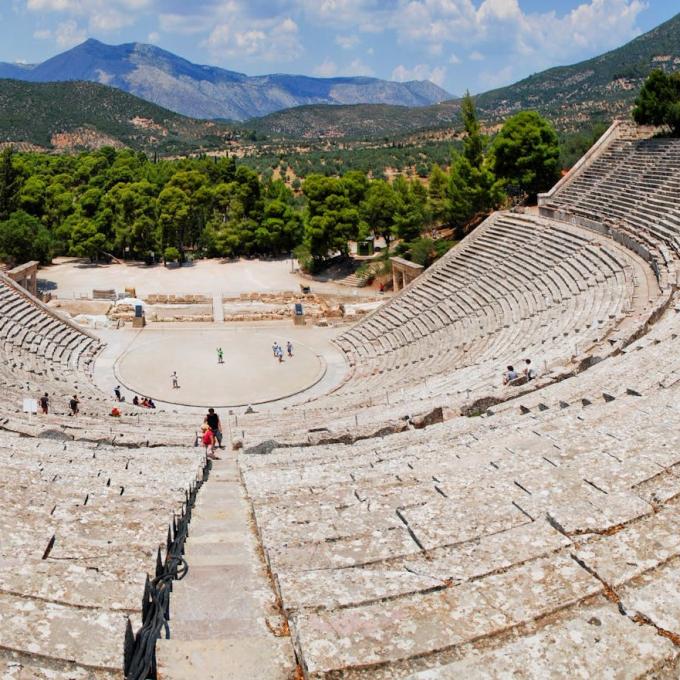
[524,358,537,381]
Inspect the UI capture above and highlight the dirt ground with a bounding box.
[39,257,384,299]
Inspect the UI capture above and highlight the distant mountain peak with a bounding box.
[0,39,451,121]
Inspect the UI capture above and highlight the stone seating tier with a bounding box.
[0,431,205,676]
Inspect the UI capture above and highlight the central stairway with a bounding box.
[157,457,295,679]
[212,293,224,323]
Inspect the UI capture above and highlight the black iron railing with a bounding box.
[124,457,211,680]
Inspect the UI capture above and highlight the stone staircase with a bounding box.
[156,457,295,679]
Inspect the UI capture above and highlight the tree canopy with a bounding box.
[491,111,560,200]
[0,113,576,273]
[633,69,680,134]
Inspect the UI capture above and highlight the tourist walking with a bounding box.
[171,371,179,389]
[114,385,122,401]
[69,394,80,416]
[205,407,223,448]
[217,347,224,364]
[39,392,49,415]
[287,340,293,358]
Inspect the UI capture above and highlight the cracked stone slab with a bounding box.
[574,501,680,586]
[619,557,680,635]
[0,654,117,679]
[0,592,127,670]
[405,598,678,679]
[399,488,529,550]
[267,524,420,572]
[293,554,601,675]
[278,520,569,612]
[0,559,144,612]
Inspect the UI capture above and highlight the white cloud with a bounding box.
[297,0,384,27]
[33,28,52,39]
[335,34,359,49]
[392,63,446,86]
[314,59,337,77]
[448,52,461,64]
[479,64,514,88]
[54,19,86,46]
[147,31,159,42]
[25,0,152,32]
[158,13,210,35]
[388,0,646,68]
[348,58,374,76]
[469,50,484,61]
[313,56,374,77]
[205,15,302,62]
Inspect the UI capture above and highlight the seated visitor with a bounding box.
[503,365,518,385]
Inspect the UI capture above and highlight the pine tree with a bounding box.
[0,147,19,221]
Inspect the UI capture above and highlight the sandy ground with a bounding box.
[39,257,382,298]
[109,324,340,409]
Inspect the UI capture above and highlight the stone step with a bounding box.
[157,637,293,680]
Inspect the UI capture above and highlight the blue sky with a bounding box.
[0,1,677,94]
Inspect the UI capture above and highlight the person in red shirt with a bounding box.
[201,424,220,460]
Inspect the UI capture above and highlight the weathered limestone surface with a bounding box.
[406,600,678,679]
[0,434,204,677]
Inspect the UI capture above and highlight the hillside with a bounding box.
[0,79,236,153]
[248,101,461,140]
[249,11,680,140]
[0,39,451,121]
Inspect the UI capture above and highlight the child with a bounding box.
[201,424,220,460]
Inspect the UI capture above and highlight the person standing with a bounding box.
[205,407,223,449]
[39,392,49,415]
[69,395,80,416]
[287,340,293,358]
[524,358,537,381]
[171,371,179,389]
[114,385,122,401]
[217,347,224,364]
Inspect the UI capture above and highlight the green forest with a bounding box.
[0,100,561,272]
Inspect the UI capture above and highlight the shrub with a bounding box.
[163,246,181,263]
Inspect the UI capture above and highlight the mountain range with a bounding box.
[250,10,680,139]
[0,39,450,121]
[1,11,680,152]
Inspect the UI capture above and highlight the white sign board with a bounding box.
[23,398,38,414]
